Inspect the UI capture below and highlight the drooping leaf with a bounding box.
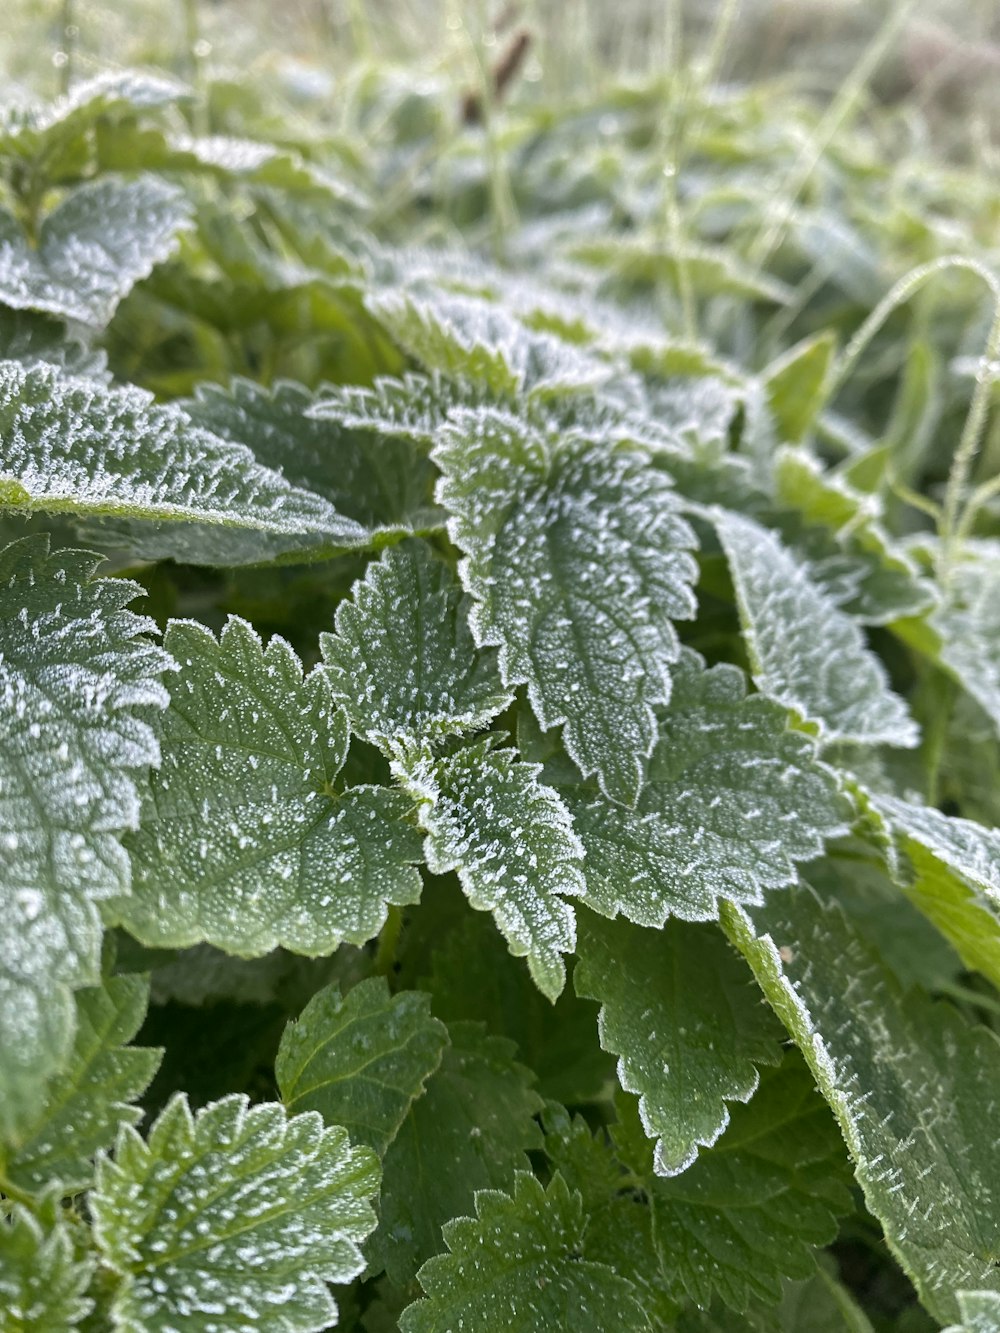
[0,1199,94,1330]
[117,617,423,956]
[91,1093,381,1333]
[1,973,160,1195]
[276,977,448,1156]
[398,738,584,1000]
[716,510,918,747]
[868,793,1000,990]
[0,361,367,544]
[436,407,698,803]
[0,536,171,1137]
[0,177,192,327]
[724,887,1000,1323]
[371,1022,544,1284]
[614,1059,851,1313]
[321,541,510,757]
[560,649,847,926]
[399,1172,651,1333]
[575,913,783,1176]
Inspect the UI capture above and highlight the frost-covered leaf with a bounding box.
[276,977,448,1156]
[118,617,423,955]
[1,973,160,1195]
[773,448,933,625]
[724,887,1000,1323]
[945,1292,1000,1333]
[0,1200,94,1329]
[0,536,170,1137]
[677,1262,876,1332]
[932,544,1000,737]
[399,739,584,1000]
[0,307,108,378]
[0,177,192,327]
[575,914,783,1176]
[762,333,835,443]
[615,1060,851,1312]
[371,1023,544,1284]
[869,794,1000,990]
[0,71,189,163]
[436,407,698,803]
[561,649,847,926]
[101,376,441,565]
[0,361,366,543]
[91,1093,380,1333]
[321,541,511,756]
[716,511,918,747]
[399,1172,650,1333]
[366,289,614,400]
[308,373,485,445]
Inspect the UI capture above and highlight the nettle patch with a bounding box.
[0,65,999,1333]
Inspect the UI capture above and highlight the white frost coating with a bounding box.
[873,793,1000,904]
[942,1291,1000,1333]
[0,176,192,327]
[119,616,424,955]
[397,738,584,1000]
[92,1093,381,1333]
[321,540,511,757]
[724,890,1000,1325]
[436,407,698,805]
[569,647,849,925]
[716,509,919,748]
[0,536,172,1136]
[0,359,366,539]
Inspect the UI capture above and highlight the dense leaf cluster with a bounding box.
[1,48,999,1333]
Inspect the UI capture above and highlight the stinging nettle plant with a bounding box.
[0,35,1000,1333]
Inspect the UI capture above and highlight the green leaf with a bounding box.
[575,914,783,1175]
[0,307,109,378]
[723,887,1000,1323]
[371,1023,544,1284]
[567,233,793,305]
[435,407,698,803]
[945,1292,1000,1333]
[276,977,448,1156]
[762,333,836,443]
[677,1262,876,1332]
[561,649,847,926]
[932,543,1000,738]
[101,376,440,566]
[398,739,584,1000]
[92,1093,380,1333]
[0,71,189,164]
[773,448,933,625]
[321,541,511,756]
[615,1060,851,1312]
[0,536,171,1138]
[0,177,192,327]
[399,1172,651,1333]
[0,361,366,542]
[0,1199,94,1330]
[869,794,1000,990]
[118,616,424,955]
[1,973,160,1195]
[716,510,918,747]
[366,289,614,400]
[309,372,484,446]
